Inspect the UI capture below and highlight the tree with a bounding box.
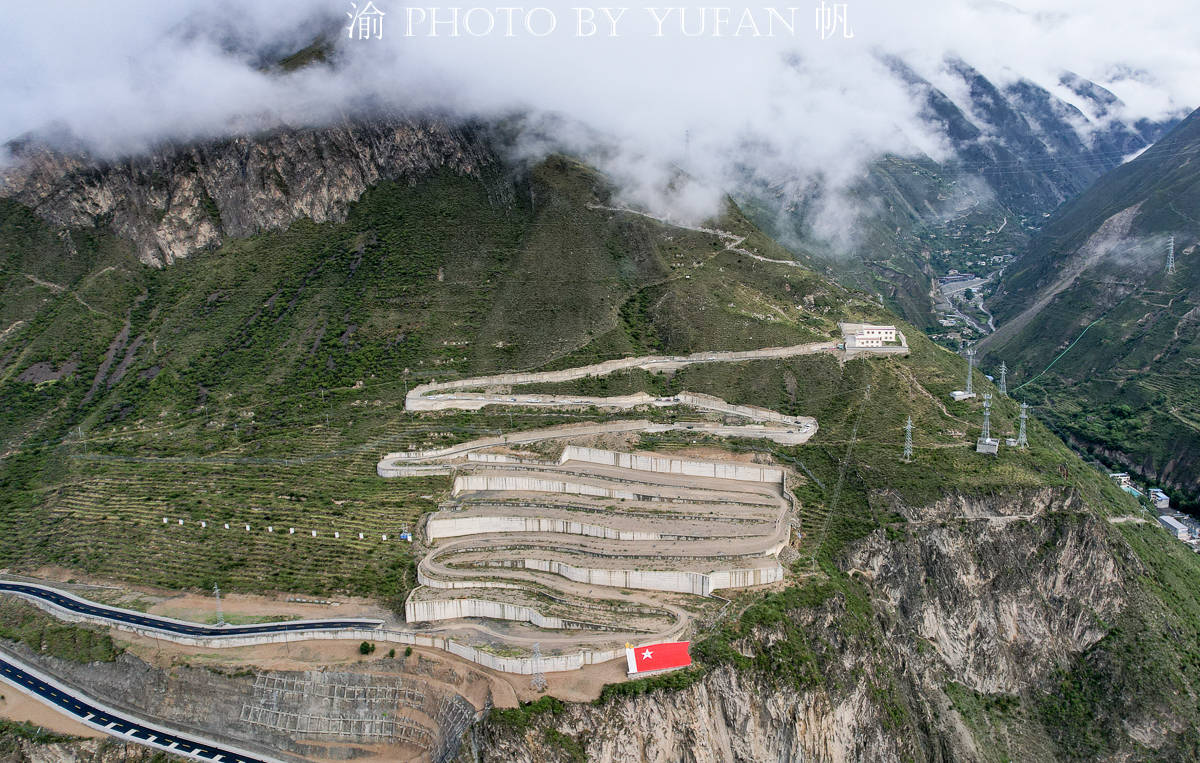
[359,641,375,655]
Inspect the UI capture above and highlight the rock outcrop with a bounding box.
[0,119,491,266]
[474,488,1132,762]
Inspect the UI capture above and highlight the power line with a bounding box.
[1012,318,1103,393]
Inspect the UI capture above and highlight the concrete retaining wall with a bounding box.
[426,514,660,541]
[404,597,611,631]
[561,445,783,484]
[709,565,784,590]
[452,474,639,501]
[524,559,713,595]
[466,453,551,465]
[12,591,619,675]
[416,567,523,590]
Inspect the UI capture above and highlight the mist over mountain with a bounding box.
[3,0,1197,232]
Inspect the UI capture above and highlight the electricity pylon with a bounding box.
[1016,402,1029,448]
[998,362,1007,395]
[965,348,976,396]
[981,393,992,442]
[902,416,913,462]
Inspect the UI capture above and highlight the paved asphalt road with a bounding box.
[0,581,381,637]
[0,654,273,762]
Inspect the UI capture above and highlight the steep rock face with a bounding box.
[848,489,1126,694]
[477,667,915,763]
[0,738,167,762]
[0,119,491,266]
[475,489,1129,762]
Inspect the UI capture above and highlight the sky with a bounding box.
[1,0,1198,227]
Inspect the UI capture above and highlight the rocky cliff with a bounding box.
[0,119,491,266]
[473,488,1143,762]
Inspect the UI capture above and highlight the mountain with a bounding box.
[743,59,1178,331]
[982,106,1200,508]
[3,120,1200,761]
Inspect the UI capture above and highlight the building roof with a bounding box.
[1159,515,1187,532]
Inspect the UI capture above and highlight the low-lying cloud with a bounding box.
[2,1,1198,234]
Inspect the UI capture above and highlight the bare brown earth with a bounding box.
[24,566,394,623]
[0,691,102,739]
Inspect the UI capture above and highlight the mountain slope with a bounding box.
[982,107,1200,506]
[745,60,1177,331]
[2,122,1200,760]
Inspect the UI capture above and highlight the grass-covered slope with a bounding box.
[6,144,1200,759]
[983,107,1200,507]
[0,154,854,601]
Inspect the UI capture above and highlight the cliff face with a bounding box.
[0,119,491,266]
[474,489,1132,762]
[848,489,1126,695]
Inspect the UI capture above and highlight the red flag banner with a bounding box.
[626,641,691,674]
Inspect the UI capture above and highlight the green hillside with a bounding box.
[984,108,1200,507]
[4,147,1200,758]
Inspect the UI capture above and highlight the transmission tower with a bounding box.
[998,362,1007,395]
[530,643,547,691]
[1016,402,1029,448]
[902,416,913,462]
[213,583,224,627]
[1167,235,1176,275]
[981,393,992,442]
[965,348,976,396]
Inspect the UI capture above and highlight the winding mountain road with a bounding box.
[0,648,279,763]
[0,581,382,638]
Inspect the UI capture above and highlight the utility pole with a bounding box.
[965,348,976,397]
[1167,235,1176,275]
[902,416,913,462]
[214,583,224,627]
[998,362,1007,396]
[1016,402,1029,448]
[531,643,547,692]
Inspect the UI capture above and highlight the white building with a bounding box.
[1109,472,1132,488]
[839,323,898,349]
[1149,488,1170,509]
[1158,514,1188,540]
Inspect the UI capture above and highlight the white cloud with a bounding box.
[1,0,1197,227]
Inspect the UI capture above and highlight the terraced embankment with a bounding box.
[395,445,792,655]
[378,339,911,666]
